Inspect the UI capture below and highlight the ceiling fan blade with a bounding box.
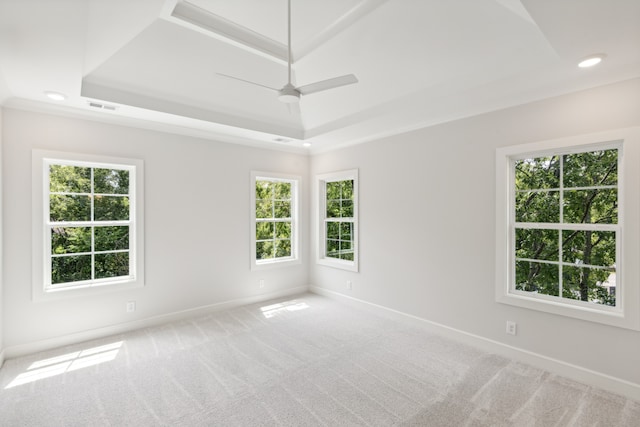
[297,74,358,95]
[215,73,279,92]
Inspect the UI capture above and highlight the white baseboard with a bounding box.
[4,285,309,360]
[309,285,640,402]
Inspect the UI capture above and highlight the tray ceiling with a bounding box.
[0,0,638,153]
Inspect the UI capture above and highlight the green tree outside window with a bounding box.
[255,180,293,261]
[325,179,355,261]
[514,149,617,306]
[49,164,131,285]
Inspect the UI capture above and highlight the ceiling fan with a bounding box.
[217,0,358,103]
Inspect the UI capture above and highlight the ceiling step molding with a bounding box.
[170,1,288,63]
[168,0,389,63]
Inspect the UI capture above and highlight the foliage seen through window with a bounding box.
[49,164,131,285]
[514,149,618,306]
[255,180,293,261]
[325,179,355,261]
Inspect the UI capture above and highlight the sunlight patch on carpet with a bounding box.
[5,341,123,389]
[261,300,309,319]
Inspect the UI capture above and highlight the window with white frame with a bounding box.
[494,131,640,329]
[513,147,619,306]
[33,150,144,299]
[251,172,300,269]
[317,170,358,272]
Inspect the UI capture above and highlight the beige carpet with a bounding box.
[0,293,638,426]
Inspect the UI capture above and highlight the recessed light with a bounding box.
[578,54,605,68]
[303,142,311,148]
[45,91,67,101]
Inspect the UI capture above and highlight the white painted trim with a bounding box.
[295,0,389,61]
[3,285,309,360]
[170,1,288,63]
[80,80,306,141]
[32,150,145,302]
[4,100,309,156]
[250,171,302,271]
[0,349,5,369]
[168,0,390,63]
[315,169,359,272]
[309,285,640,402]
[495,127,640,331]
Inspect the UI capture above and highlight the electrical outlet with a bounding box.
[346,280,352,290]
[506,321,517,335]
[259,279,265,289]
[126,301,136,313]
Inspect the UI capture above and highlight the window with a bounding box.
[251,172,300,270]
[33,150,144,299]
[317,169,358,272]
[496,129,640,330]
[513,147,619,307]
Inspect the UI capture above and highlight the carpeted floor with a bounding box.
[0,293,638,426]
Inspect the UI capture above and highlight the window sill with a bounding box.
[33,278,144,302]
[317,257,358,272]
[496,291,638,330]
[252,257,301,271]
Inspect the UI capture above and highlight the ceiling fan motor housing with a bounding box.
[278,83,301,103]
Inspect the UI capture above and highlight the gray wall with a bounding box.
[310,78,640,386]
[0,107,3,365]
[2,78,640,392]
[2,109,309,348]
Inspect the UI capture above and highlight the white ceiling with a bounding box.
[0,0,638,153]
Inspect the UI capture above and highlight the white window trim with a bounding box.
[316,169,359,272]
[32,150,145,301]
[495,128,640,330]
[250,171,301,270]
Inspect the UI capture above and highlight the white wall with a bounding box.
[310,78,640,387]
[2,109,309,351]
